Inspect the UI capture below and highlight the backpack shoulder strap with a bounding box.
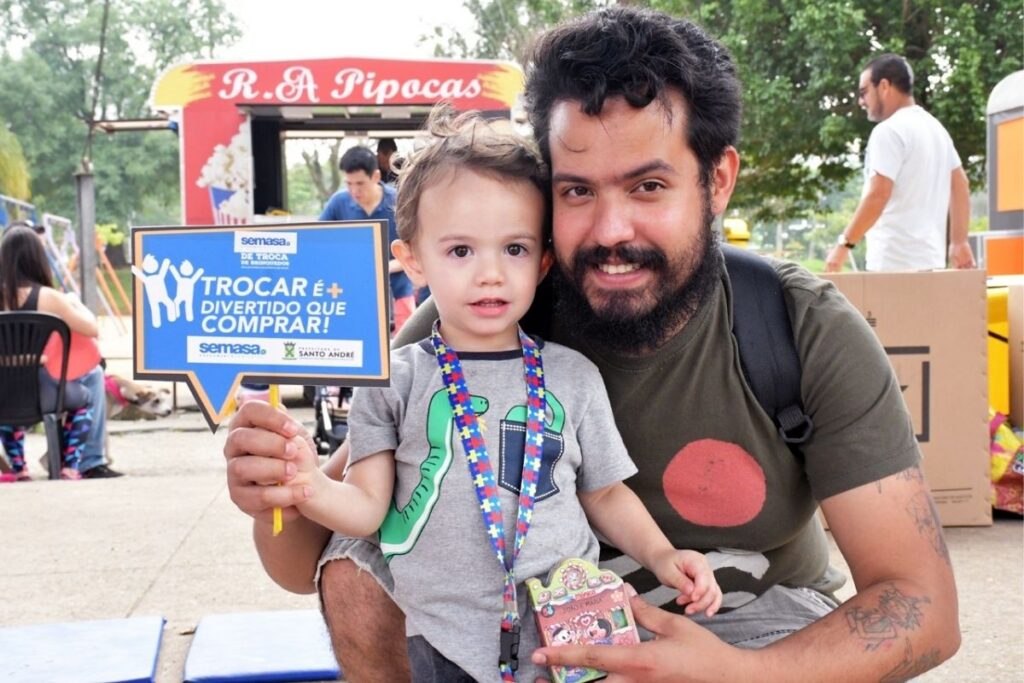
[721,244,813,450]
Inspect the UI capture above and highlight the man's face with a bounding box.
[547,93,728,350]
[858,69,885,122]
[377,150,393,172]
[344,169,380,204]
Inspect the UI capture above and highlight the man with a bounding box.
[321,145,414,330]
[225,8,959,682]
[826,54,975,272]
[376,137,399,185]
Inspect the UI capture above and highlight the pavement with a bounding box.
[2,318,1023,682]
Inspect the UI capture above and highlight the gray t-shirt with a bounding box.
[348,338,637,682]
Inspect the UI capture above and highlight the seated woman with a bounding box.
[0,226,109,481]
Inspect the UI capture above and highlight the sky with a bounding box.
[218,0,478,62]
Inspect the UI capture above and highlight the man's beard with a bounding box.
[552,201,721,354]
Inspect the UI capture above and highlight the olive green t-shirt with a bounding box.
[396,255,920,607]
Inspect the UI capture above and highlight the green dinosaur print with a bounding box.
[379,389,488,560]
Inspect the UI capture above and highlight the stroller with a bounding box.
[306,385,350,455]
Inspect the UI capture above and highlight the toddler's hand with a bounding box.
[287,433,320,482]
[653,549,722,617]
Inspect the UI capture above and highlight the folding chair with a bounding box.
[0,312,71,480]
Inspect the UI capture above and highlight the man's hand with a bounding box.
[532,588,751,683]
[651,549,722,617]
[948,241,976,269]
[824,244,849,273]
[224,401,316,525]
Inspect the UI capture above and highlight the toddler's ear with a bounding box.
[391,240,427,288]
[539,249,555,283]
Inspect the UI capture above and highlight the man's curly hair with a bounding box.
[525,5,741,188]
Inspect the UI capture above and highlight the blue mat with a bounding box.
[0,615,165,683]
[184,610,340,682]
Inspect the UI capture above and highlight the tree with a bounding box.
[0,0,240,225]
[427,0,606,63]
[0,119,31,200]
[431,0,1021,220]
[653,0,1021,219]
[286,159,327,217]
[301,141,343,206]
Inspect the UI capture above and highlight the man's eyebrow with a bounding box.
[551,171,591,185]
[620,160,676,181]
[552,160,677,186]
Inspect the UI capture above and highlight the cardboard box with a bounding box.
[822,270,991,526]
[1008,282,1024,428]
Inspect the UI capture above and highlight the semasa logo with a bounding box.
[233,231,298,254]
[198,342,266,355]
[240,236,289,246]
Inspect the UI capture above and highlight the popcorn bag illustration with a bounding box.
[197,120,253,225]
[526,558,641,683]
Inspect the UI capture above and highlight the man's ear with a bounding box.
[372,169,382,184]
[710,146,741,216]
[391,240,427,288]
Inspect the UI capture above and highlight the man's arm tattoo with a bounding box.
[897,466,925,484]
[876,466,925,494]
[906,491,951,564]
[845,584,931,651]
[878,638,942,683]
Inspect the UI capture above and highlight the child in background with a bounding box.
[288,108,722,682]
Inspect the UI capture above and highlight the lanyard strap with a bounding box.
[430,322,546,680]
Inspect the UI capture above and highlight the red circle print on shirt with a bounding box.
[662,439,767,527]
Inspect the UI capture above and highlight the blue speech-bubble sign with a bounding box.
[131,222,391,430]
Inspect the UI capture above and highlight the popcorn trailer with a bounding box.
[149,57,525,226]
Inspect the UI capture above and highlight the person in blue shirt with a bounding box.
[321,145,415,332]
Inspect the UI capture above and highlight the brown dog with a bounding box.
[104,374,173,421]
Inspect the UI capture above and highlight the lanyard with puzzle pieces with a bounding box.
[430,321,546,680]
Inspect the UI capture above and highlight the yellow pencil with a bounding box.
[269,384,284,536]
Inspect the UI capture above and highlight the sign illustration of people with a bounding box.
[169,259,205,323]
[132,254,175,328]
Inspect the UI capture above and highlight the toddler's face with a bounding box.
[397,168,549,352]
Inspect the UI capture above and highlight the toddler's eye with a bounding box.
[507,244,526,256]
[451,245,470,258]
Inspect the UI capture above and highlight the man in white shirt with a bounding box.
[826,54,976,272]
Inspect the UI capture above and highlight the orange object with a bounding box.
[270,384,284,537]
[98,244,132,313]
[996,118,1023,213]
[43,331,101,381]
[985,234,1024,276]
